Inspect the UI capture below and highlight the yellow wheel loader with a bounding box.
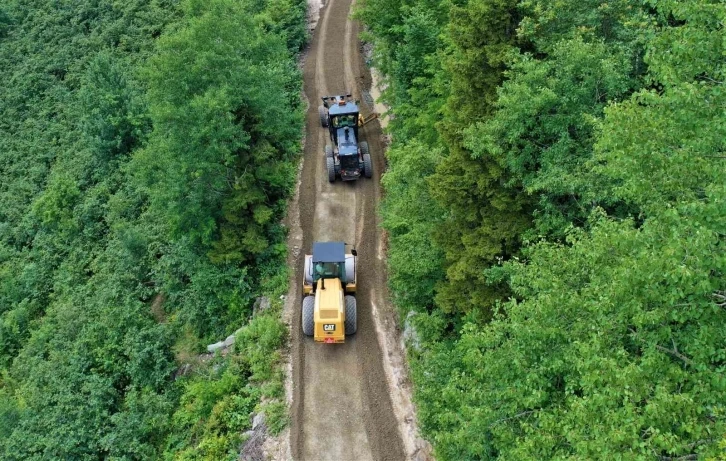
[301,242,357,344]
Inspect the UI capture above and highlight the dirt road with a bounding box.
[285,0,410,459]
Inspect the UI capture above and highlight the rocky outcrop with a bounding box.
[239,412,267,461]
[207,296,272,353]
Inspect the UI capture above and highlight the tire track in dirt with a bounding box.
[288,0,407,459]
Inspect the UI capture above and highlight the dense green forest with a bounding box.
[359,0,726,458]
[0,0,305,459]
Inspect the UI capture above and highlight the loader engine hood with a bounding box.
[314,278,345,343]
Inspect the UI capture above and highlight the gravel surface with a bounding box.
[283,0,417,459]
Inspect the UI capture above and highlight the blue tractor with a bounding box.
[318,94,372,182]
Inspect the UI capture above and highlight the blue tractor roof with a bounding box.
[312,242,345,263]
[328,100,359,116]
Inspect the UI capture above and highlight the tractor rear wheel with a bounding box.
[359,141,369,156]
[344,296,357,335]
[363,153,372,178]
[318,105,328,127]
[326,157,336,183]
[325,145,333,159]
[302,296,314,336]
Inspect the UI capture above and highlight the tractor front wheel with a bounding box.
[344,296,357,335]
[318,105,328,127]
[302,296,314,336]
[363,153,372,178]
[326,157,336,183]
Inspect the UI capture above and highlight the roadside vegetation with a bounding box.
[358,0,726,458]
[0,0,305,459]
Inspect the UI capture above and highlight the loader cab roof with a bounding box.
[312,242,345,264]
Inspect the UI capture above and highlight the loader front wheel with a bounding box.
[344,296,357,335]
[302,296,314,336]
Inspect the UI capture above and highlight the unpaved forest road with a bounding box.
[286,0,408,459]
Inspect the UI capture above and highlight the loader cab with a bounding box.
[302,242,358,296]
[311,242,346,285]
[313,262,341,281]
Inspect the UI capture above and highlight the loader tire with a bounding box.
[302,296,315,336]
[326,157,336,183]
[325,144,333,159]
[303,255,314,285]
[363,153,372,179]
[344,296,357,335]
[319,105,328,127]
[344,254,356,285]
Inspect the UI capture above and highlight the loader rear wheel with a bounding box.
[318,105,328,127]
[326,157,336,183]
[363,153,372,178]
[344,296,357,335]
[303,255,314,285]
[344,254,356,285]
[325,144,333,159]
[302,296,314,336]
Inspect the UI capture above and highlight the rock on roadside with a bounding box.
[239,412,268,461]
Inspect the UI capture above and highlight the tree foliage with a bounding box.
[361,0,726,457]
[133,0,301,259]
[0,0,305,458]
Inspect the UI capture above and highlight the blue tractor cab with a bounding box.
[319,94,373,182]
